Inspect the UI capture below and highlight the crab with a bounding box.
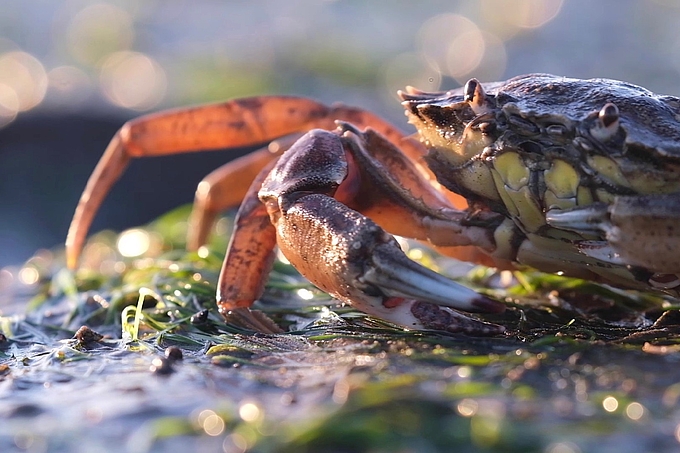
[65,74,680,336]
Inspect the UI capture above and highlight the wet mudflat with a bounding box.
[3,208,680,453]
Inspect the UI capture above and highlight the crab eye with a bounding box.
[599,102,619,128]
[589,102,620,142]
[463,78,488,115]
[464,78,479,102]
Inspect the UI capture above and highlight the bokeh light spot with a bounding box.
[0,51,47,113]
[297,288,315,300]
[18,267,39,285]
[66,3,134,66]
[418,14,492,84]
[513,0,565,28]
[625,402,645,420]
[117,229,150,258]
[457,398,478,417]
[203,413,225,436]
[445,29,485,80]
[481,0,564,37]
[47,65,92,105]
[457,366,472,378]
[545,442,582,453]
[239,402,262,422]
[196,409,225,436]
[223,433,248,453]
[602,396,619,412]
[0,82,19,128]
[100,51,167,110]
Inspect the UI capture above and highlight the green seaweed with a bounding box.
[2,206,680,452]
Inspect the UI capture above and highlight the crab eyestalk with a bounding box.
[589,102,620,142]
[464,78,491,115]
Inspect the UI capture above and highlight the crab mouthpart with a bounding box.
[401,97,492,166]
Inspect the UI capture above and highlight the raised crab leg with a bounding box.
[66,96,451,268]
[186,146,280,252]
[187,135,302,251]
[218,124,505,335]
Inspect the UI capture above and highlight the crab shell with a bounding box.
[402,74,680,290]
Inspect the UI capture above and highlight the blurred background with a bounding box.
[1,0,680,272]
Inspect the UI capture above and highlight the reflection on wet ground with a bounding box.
[3,209,680,452]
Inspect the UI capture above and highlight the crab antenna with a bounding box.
[463,78,489,115]
[397,89,432,102]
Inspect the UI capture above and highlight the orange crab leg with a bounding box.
[66,96,457,269]
[186,135,303,251]
[186,147,279,251]
[216,158,279,310]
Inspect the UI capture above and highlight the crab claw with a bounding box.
[357,236,506,335]
[398,86,447,101]
[253,128,505,336]
[359,241,503,314]
[271,193,505,336]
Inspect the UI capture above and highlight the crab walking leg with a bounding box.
[547,194,680,273]
[66,133,130,269]
[187,147,278,251]
[187,135,304,251]
[249,128,504,334]
[212,158,287,333]
[66,96,445,269]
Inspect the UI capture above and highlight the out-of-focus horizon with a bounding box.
[2,0,680,272]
